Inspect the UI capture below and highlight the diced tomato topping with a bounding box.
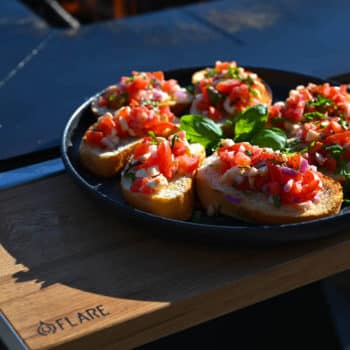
[215,61,233,72]
[287,153,302,170]
[171,138,188,156]
[98,96,108,107]
[218,142,322,205]
[323,157,337,172]
[216,80,241,94]
[130,178,154,194]
[268,181,280,196]
[157,141,173,179]
[96,115,115,134]
[325,131,350,146]
[208,106,222,121]
[128,133,203,195]
[85,130,104,147]
[234,151,251,167]
[177,154,200,174]
[152,71,164,81]
[133,141,150,159]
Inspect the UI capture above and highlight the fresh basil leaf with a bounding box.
[234,105,268,141]
[180,114,223,149]
[251,128,287,150]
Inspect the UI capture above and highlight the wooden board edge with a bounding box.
[46,240,350,350]
[0,309,30,350]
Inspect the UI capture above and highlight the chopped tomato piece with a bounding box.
[234,152,251,167]
[216,80,241,94]
[325,131,350,146]
[134,142,150,159]
[157,141,173,179]
[85,130,103,147]
[287,153,302,170]
[152,71,164,81]
[177,154,200,174]
[215,61,233,72]
[96,115,115,135]
[323,157,337,172]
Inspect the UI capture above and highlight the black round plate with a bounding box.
[61,67,350,244]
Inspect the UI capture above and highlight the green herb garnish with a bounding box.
[180,114,223,153]
[125,172,136,181]
[251,128,287,150]
[234,105,268,142]
[141,100,158,108]
[227,66,239,79]
[171,134,179,149]
[272,195,281,208]
[304,111,325,121]
[325,144,344,159]
[206,68,217,78]
[148,131,158,144]
[206,86,222,106]
[186,84,195,95]
[307,95,333,110]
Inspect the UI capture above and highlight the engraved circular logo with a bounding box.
[37,321,56,336]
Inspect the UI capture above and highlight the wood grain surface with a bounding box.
[1,174,350,349]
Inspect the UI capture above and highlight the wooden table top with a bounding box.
[1,173,350,349]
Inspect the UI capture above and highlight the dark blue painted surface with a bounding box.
[0,2,50,79]
[1,0,350,162]
[0,7,239,161]
[185,0,350,77]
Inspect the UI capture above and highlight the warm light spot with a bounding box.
[206,7,280,33]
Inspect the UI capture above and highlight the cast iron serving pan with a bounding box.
[61,67,350,244]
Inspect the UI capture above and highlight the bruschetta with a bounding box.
[91,70,192,117]
[269,83,350,136]
[196,140,343,224]
[121,132,205,220]
[79,103,178,177]
[190,61,272,135]
[269,83,350,181]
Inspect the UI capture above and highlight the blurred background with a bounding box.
[22,0,211,25]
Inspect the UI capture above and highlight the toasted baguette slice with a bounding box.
[196,154,343,224]
[121,175,194,220]
[79,138,141,177]
[121,143,205,220]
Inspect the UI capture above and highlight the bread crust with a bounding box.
[121,176,194,220]
[79,138,141,177]
[196,155,343,224]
